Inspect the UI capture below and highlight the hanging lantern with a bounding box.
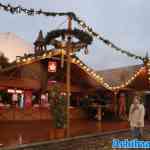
[48,61,57,72]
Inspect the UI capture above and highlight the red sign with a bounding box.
[48,61,57,72]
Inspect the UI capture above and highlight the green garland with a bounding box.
[0,2,145,61]
[45,29,93,45]
[0,3,76,19]
[74,17,145,61]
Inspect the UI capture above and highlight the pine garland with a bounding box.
[0,2,146,61]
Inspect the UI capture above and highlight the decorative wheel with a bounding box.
[44,29,93,53]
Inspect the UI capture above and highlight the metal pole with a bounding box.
[66,16,72,137]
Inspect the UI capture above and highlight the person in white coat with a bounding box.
[129,96,145,138]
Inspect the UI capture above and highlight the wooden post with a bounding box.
[66,16,72,137]
[114,91,118,117]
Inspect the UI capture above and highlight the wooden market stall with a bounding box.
[0,46,108,121]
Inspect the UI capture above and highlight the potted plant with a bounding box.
[48,84,67,139]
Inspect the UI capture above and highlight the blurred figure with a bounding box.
[118,93,126,120]
[129,96,145,138]
[0,96,4,108]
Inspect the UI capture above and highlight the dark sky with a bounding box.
[0,0,150,70]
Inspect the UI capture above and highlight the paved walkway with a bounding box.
[0,120,149,148]
[96,130,150,150]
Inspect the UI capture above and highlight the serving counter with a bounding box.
[0,107,87,121]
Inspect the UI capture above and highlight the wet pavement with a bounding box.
[0,120,149,149]
[96,130,150,150]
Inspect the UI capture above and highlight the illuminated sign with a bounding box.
[7,89,15,93]
[48,61,57,72]
[7,89,23,94]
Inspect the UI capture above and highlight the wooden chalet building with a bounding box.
[0,30,150,121]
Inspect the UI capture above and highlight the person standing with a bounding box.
[128,96,145,138]
[118,93,126,120]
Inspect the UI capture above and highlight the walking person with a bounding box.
[129,95,145,138]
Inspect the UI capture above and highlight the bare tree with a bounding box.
[0,52,9,69]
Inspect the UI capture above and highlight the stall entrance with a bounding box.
[144,94,150,120]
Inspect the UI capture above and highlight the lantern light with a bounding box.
[16,56,21,63]
[43,53,47,58]
[27,57,31,62]
[7,89,15,93]
[71,58,76,63]
[76,60,80,64]
[83,66,87,69]
[80,63,83,66]
[22,58,26,62]
[48,61,57,73]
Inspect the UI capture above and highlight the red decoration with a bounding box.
[48,61,57,72]
[119,93,126,116]
[24,90,32,108]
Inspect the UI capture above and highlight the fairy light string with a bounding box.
[0,2,147,91]
[14,50,145,91]
[0,2,145,61]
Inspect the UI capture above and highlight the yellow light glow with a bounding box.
[43,53,47,58]
[86,68,90,72]
[49,52,52,57]
[83,66,87,69]
[93,73,96,77]
[71,58,76,63]
[96,75,100,79]
[16,59,21,63]
[76,60,80,64]
[27,57,31,61]
[22,58,26,62]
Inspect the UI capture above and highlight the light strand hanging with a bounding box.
[73,16,144,61]
[0,2,146,61]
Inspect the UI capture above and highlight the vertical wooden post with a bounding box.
[114,91,118,117]
[66,15,72,137]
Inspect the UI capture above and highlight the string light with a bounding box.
[22,58,26,62]
[43,53,47,58]
[79,63,82,66]
[83,66,87,69]
[76,60,80,64]
[71,58,76,63]
[76,17,144,62]
[27,57,32,62]
[48,52,52,57]
[14,47,145,91]
[16,56,21,63]
[146,59,150,84]
[0,2,145,62]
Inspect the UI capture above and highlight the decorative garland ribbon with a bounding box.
[0,2,145,61]
[0,3,76,18]
[73,17,145,61]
